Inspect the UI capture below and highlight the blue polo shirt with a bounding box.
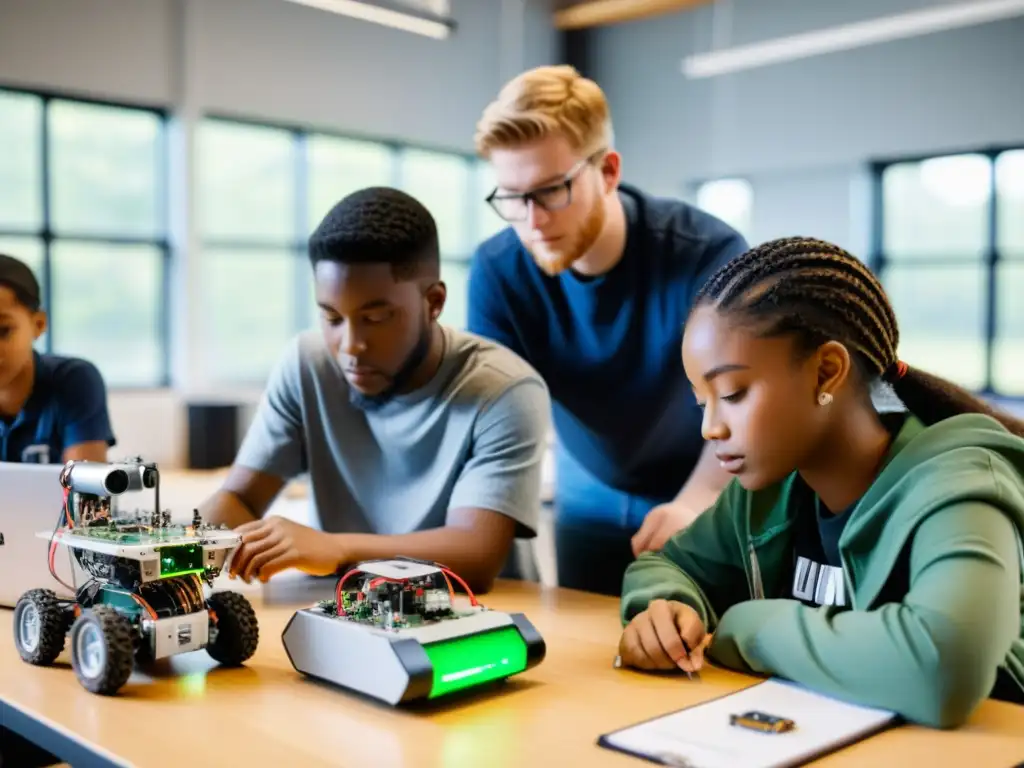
[467,183,748,501]
[0,352,116,464]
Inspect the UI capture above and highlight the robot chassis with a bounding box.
[12,457,259,695]
[282,557,546,705]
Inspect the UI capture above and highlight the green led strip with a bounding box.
[158,545,204,578]
[160,568,204,579]
[422,626,528,698]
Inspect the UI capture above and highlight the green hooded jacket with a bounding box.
[621,413,1024,729]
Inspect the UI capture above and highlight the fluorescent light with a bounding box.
[283,0,452,39]
[682,0,1024,78]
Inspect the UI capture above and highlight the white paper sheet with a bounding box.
[599,679,898,768]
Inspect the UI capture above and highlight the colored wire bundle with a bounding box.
[332,562,478,615]
[44,483,207,623]
[46,486,75,592]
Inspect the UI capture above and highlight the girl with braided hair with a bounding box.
[618,236,1024,727]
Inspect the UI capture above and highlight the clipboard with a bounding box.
[596,678,899,767]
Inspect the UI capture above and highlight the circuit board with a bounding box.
[314,595,481,629]
[315,558,485,632]
[63,523,213,545]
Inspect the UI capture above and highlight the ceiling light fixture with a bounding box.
[283,0,453,40]
[682,0,1024,78]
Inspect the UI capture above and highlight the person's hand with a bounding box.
[618,599,710,673]
[631,502,700,556]
[228,517,342,583]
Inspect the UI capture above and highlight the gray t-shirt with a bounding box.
[234,326,551,538]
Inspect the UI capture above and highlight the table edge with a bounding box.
[1,697,131,768]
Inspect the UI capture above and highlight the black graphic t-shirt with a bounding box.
[790,489,855,608]
[788,414,913,609]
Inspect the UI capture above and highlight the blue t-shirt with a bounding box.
[467,184,748,500]
[0,352,117,464]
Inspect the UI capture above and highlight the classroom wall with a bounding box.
[575,0,1024,250]
[0,0,559,466]
[9,0,1020,467]
[0,0,557,148]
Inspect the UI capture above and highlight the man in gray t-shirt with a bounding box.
[199,187,550,592]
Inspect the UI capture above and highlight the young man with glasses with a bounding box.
[467,65,749,595]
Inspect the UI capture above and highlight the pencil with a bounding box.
[681,640,695,680]
[612,648,699,680]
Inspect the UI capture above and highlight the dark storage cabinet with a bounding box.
[187,403,239,469]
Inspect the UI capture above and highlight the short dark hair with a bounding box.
[308,187,439,279]
[694,236,1024,438]
[0,252,42,311]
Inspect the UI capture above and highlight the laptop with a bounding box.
[0,462,78,608]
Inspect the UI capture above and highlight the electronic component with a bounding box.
[12,457,259,696]
[281,557,545,705]
[729,710,796,734]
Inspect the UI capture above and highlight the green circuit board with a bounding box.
[71,525,196,545]
[315,598,477,628]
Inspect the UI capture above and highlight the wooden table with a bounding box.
[2,580,1022,767]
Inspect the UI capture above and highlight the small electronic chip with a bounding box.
[729,711,795,734]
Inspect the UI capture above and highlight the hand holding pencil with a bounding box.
[616,599,709,676]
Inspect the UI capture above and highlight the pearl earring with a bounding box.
[818,392,833,406]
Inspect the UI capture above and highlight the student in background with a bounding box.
[468,65,748,595]
[0,253,115,464]
[618,237,1024,728]
[199,187,550,593]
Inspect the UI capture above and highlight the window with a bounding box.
[198,117,486,384]
[475,161,507,243]
[397,148,476,330]
[695,178,753,242]
[303,134,396,330]
[874,148,1024,395]
[994,149,1024,395]
[0,88,169,387]
[307,135,395,233]
[197,120,304,384]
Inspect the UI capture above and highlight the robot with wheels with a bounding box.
[12,458,259,695]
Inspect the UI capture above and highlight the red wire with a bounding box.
[439,570,456,600]
[332,564,479,616]
[334,568,363,612]
[441,567,478,606]
[368,576,410,589]
[47,488,76,592]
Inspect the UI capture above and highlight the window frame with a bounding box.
[869,144,1024,398]
[198,112,486,385]
[0,84,172,389]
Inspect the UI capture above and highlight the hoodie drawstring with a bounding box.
[748,539,765,600]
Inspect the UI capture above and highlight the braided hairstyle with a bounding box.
[693,236,1024,438]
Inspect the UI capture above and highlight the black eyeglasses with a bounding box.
[485,150,605,222]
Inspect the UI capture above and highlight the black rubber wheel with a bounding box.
[135,637,155,665]
[205,591,259,666]
[69,605,135,695]
[13,589,69,666]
